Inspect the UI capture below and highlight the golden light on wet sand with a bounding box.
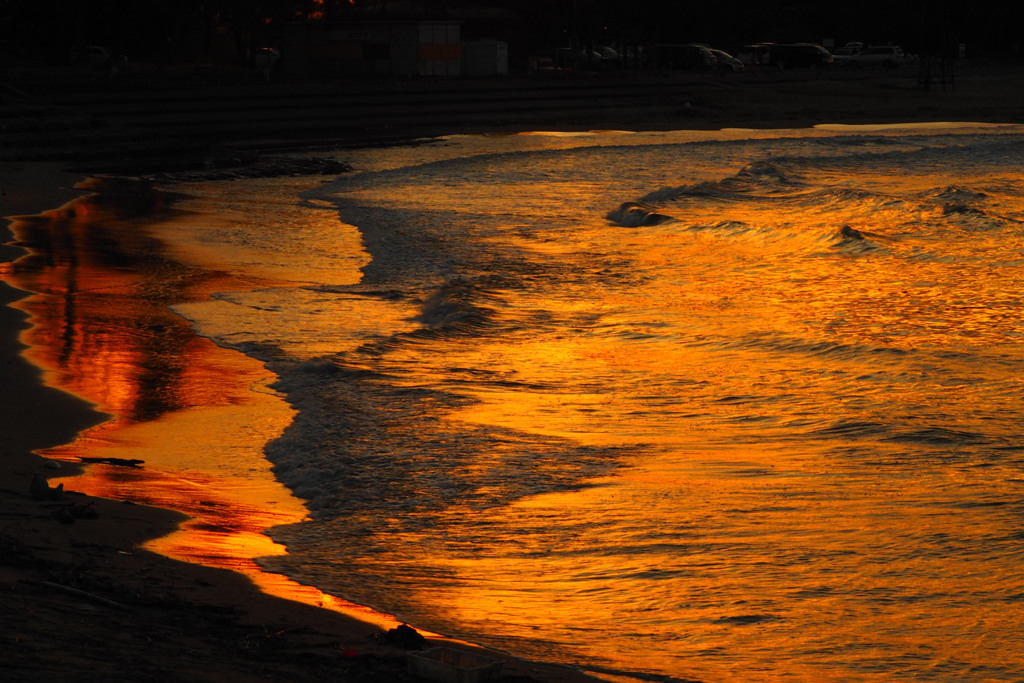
[5,181,403,630]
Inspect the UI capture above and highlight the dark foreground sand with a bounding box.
[2,64,1023,682]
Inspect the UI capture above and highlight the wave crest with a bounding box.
[412,279,498,335]
[606,202,673,227]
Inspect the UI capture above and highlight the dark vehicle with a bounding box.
[735,44,771,67]
[70,45,113,67]
[744,43,832,69]
[649,44,717,71]
[552,46,621,71]
[844,45,906,68]
[709,48,744,71]
[594,46,624,69]
[831,42,864,66]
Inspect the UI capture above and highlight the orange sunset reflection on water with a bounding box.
[7,134,1024,681]
[270,147,1024,679]
[3,177,400,629]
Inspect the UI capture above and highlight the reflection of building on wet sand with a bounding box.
[2,177,399,629]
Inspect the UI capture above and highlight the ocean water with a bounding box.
[17,124,1024,682]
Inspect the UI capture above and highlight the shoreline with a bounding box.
[3,66,1024,682]
[0,163,601,682]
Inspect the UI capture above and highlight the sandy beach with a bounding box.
[3,63,1024,682]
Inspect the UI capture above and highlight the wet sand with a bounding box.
[2,65,1024,682]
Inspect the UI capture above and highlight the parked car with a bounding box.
[558,45,626,71]
[649,43,717,71]
[831,41,864,66]
[844,45,906,68]
[735,43,832,69]
[709,48,744,71]
[735,43,771,67]
[764,43,833,69]
[70,45,114,67]
[552,46,621,71]
[594,46,624,69]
